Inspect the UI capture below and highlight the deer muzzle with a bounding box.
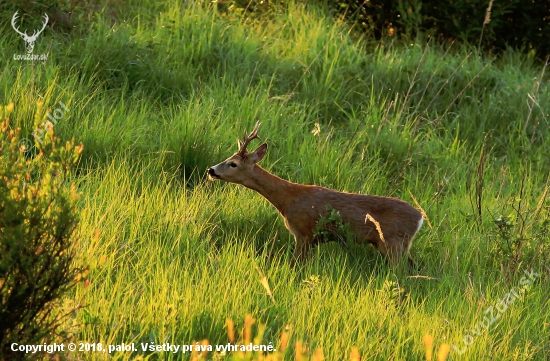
[207,168,220,179]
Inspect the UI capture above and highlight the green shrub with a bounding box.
[0,114,83,360]
[491,189,550,274]
[328,0,550,58]
[313,206,355,245]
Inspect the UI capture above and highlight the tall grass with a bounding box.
[1,0,549,359]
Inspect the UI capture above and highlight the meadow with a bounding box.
[1,0,549,359]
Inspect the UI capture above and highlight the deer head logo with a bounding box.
[11,11,49,54]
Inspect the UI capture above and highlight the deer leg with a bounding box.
[293,235,312,263]
[407,252,418,269]
[377,241,407,267]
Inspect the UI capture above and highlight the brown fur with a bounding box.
[208,141,423,266]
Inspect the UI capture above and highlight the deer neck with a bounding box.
[241,165,296,215]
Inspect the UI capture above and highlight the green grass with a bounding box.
[1,0,549,359]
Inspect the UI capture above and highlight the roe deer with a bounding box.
[207,123,423,266]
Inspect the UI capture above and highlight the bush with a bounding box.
[0,113,83,360]
[491,193,550,274]
[327,0,550,58]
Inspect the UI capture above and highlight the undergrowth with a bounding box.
[0,0,549,359]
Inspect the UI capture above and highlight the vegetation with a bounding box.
[313,206,355,246]
[0,116,83,360]
[1,0,549,360]
[325,0,550,58]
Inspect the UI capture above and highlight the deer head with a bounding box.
[208,122,268,184]
[12,11,49,54]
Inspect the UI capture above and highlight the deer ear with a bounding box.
[249,143,267,163]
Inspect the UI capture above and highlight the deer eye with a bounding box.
[229,162,237,168]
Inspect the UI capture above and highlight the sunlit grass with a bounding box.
[1,0,549,359]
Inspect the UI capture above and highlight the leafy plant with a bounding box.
[0,113,84,360]
[312,205,355,246]
[491,188,550,275]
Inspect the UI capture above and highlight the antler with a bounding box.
[11,11,27,38]
[11,12,48,40]
[236,121,262,157]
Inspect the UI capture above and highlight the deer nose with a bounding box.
[208,168,219,178]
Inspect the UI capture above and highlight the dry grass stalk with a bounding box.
[408,190,432,229]
[312,348,324,361]
[365,213,386,243]
[423,334,450,361]
[294,341,304,361]
[484,0,494,25]
[350,347,361,361]
[279,331,289,352]
[226,318,235,343]
[478,0,494,50]
[253,262,276,304]
[423,334,434,360]
[244,314,255,344]
[437,343,450,361]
